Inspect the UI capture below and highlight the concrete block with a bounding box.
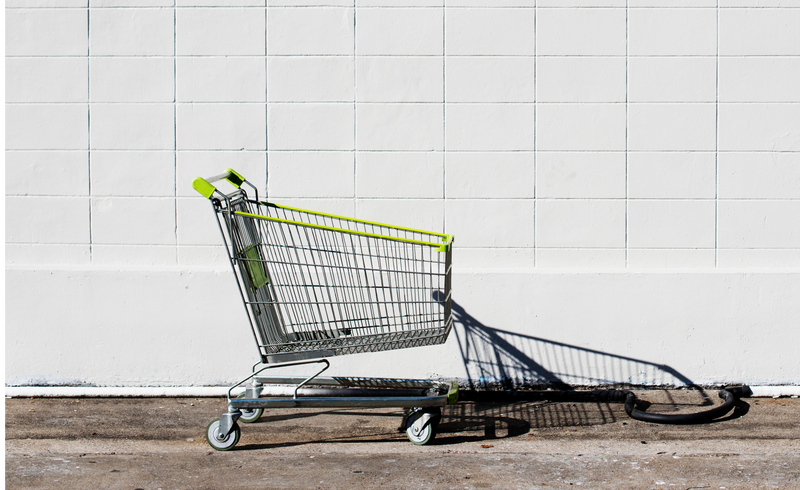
[91,104,174,150]
[6,104,88,150]
[6,151,89,196]
[7,0,87,6]
[719,152,800,199]
[268,151,354,198]
[176,196,227,245]
[268,56,353,102]
[356,199,444,235]
[179,0,263,5]
[90,8,174,56]
[6,196,90,244]
[720,8,800,55]
[629,57,717,102]
[177,8,265,56]
[359,0,440,5]
[536,103,625,151]
[356,152,443,198]
[536,249,625,268]
[718,249,800,269]
[628,152,716,199]
[629,8,716,56]
[91,57,174,103]
[628,200,716,249]
[357,57,442,103]
[719,200,800,249]
[719,57,800,102]
[537,152,626,199]
[267,7,353,55]
[445,104,533,151]
[537,8,625,56]
[445,199,535,248]
[446,8,533,56]
[93,0,173,5]
[445,57,533,103]
[628,103,716,151]
[719,103,800,151]
[356,104,442,151]
[271,198,355,218]
[448,0,533,5]
[536,57,626,103]
[455,248,536,270]
[357,8,442,55]
[631,0,715,5]
[92,197,176,245]
[177,245,229,268]
[177,103,266,150]
[177,151,266,197]
[539,0,623,5]
[6,8,87,56]
[178,57,266,102]
[91,151,175,197]
[6,58,88,103]
[536,199,625,248]
[92,245,177,266]
[627,249,716,269]
[6,244,90,266]
[720,0,800,5]
[269,103,353,150]
[445,152,534,199]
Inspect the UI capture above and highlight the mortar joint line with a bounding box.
[173,4,178,263]
[87,6,93,264]
[265,3,269,200]
[715,1,720,268]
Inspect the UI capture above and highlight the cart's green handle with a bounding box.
[193,169,246,198]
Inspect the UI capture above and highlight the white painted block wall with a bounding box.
[6,0,800,389]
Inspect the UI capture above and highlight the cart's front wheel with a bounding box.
[406,408,440,446]
[206,419,240,451]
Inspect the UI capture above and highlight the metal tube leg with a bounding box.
[245,380,263,399]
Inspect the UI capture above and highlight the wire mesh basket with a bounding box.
[196,170,454,363]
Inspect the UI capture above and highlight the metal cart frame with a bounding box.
[193,169,456,449]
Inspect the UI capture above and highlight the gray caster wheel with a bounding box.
[406,407,441,446]
[238,407,263,423]
[236,393,263,423]
[206,418,240,451]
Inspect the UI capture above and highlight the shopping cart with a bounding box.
[193,169,456,449]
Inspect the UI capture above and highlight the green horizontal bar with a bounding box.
[234,211,451,252]
[264,201,452,243]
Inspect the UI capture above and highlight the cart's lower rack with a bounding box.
[230,376,457,409]
[205,363,459,451]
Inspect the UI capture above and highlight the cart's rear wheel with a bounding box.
[238,407,263,423]
[406,407,440,445]
[236,393,263,423]
[206,419,240,451]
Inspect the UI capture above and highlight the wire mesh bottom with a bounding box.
[264,326,451,356]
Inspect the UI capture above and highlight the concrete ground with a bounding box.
[5,391,800,489]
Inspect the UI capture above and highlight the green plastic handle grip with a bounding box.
[192,168,246,199]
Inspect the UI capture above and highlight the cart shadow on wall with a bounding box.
[431,296,749,442]
[238,296,748,449]
[235,295,749,449]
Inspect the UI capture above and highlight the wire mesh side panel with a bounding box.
[225,200,452,358]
